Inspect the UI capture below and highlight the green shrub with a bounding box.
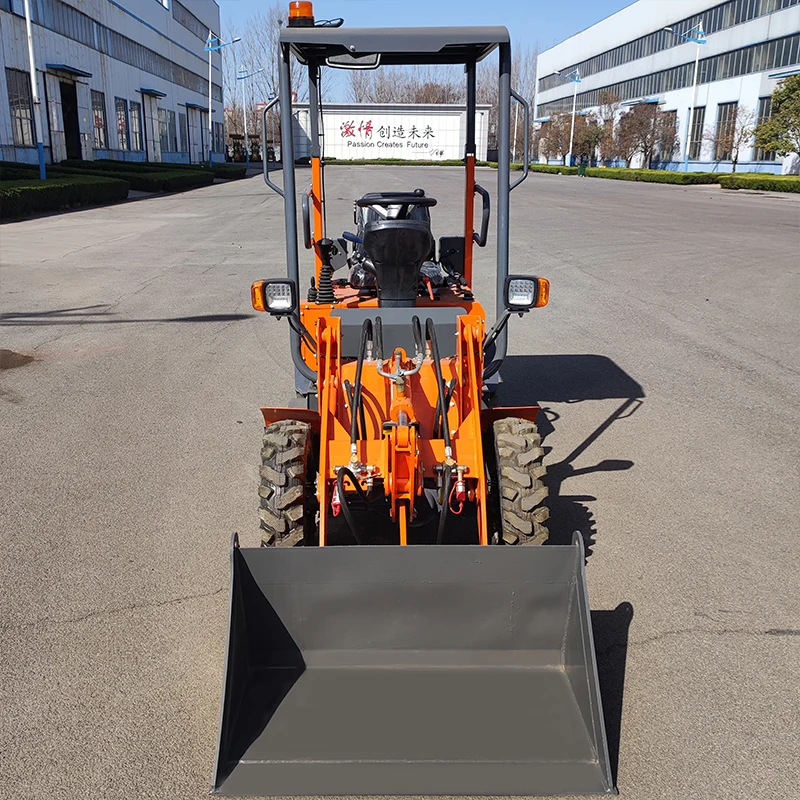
[520,163,579,175]
[0,166,39,181]
[60,158,246,181]
[1,176,129,219]
[718,173,800,192]
[211,164,247,179]
[583,167,719,184]
[54,164,212,192]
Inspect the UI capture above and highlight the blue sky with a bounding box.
[215,0,633,52]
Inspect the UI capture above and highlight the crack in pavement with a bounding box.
[596,626,800,657]
[0,586,226,633]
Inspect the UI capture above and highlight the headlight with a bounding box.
[504,275,549,311]
[251,280,297,315]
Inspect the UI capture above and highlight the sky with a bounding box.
[214,0,634,53]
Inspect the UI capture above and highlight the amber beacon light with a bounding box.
[288,1,315,26]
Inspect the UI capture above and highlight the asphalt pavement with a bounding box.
[1,167,799,800]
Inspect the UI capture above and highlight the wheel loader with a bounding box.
[213,8,615,796]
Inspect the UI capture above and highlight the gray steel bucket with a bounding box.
[212,534,615,796]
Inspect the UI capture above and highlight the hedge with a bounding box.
[718,174,800,192]
[58,159,246,180]
[1,176,130,219]
[54,164,213,192]
[520,164,579,175]
[583,167,719,184]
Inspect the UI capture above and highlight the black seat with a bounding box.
[362,220,434,307]
[356,190,437,308]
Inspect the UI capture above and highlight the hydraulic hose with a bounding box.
[411,315,423,357]
[425,318,451,452]
[434,377,457,439]
[350,319,372,446]
[437,465,453,545]
[337,467,366,545]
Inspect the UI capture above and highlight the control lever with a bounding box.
[316,238,336,304]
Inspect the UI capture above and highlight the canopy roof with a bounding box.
[280,26,509,66]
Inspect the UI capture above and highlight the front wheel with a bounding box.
[492,417,549,545]
[258,420,316,547]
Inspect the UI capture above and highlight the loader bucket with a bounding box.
[212,534,616,796]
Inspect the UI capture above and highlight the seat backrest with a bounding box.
[362,219,434,308]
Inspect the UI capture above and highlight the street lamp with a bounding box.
[665,22,706,172]
[22,0,45,179]
[555,68,581,167]
[205,32,240,169]
[237,66,264,171]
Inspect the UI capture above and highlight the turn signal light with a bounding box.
[288,1,314,26]
[251,281,267,312]
[535,277,550,308]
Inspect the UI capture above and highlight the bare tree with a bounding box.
[538,112,572,164]
[597,91,621,163]
[573,113,604,163]
[614,110,641,168]
[614,103,675,167]
[704,105,756,173]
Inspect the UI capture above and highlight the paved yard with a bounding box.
[1,168,798,800]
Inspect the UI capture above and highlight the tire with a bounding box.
[258,420,315,547]
[492,417,550,545]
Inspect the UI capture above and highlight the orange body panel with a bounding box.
[305,304,490,546]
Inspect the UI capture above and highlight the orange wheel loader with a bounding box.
[213,10,615,797]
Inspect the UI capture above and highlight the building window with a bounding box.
[179,112,188,152]
[92,90,108,149]
[714,102,738,160]
[753,96,776,161]
[213,122,224,154]
[538,32,800,117]
[115,98,129,150]
[158,108,169,152]
[538,0,800,93]
[168,110,178,151]
[5,68,35,147]
[660,109,678,162]
[173,0,207,41]
[130,101,143,151]
[689,106,705,160]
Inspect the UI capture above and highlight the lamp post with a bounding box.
[665,22,706,172]
[22,0,45,179]
[237,66,264,171]
[555,68,581,166]
[205,31,240,168]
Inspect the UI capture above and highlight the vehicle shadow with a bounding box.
[497,354,644,557]
[591,601,634,786]
[0,305,255,326]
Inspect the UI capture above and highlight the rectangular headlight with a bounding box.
[251,280,297,315]
[508,278,536,308]
[265,281,294,313]
[504,275,549,311]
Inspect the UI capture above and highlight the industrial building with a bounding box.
[292,103,492,162]
[1,0,225,165]
[535,0,800,171]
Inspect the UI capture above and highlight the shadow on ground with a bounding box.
[498,354,644,556]
[0,305,254,326]
[592,601,634,786]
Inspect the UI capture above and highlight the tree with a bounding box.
[573,113,604,163]
[538,112,572,163]
[614,110,641,168]
[615,103,676,167]
[597,91,621,163]
[754,75,800,156]
[704,105,756,172]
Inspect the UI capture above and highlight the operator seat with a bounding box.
[359,190,436,308]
